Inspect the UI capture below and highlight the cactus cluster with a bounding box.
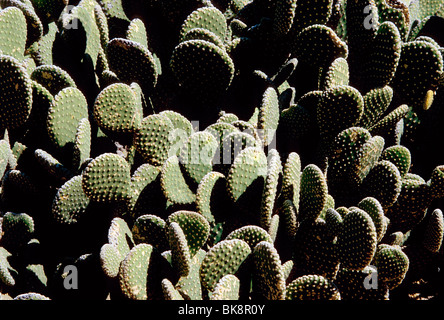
[1,0,444,301]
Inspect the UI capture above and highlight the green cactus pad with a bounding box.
[0,55,33,131]
[161,278,184,300]
[126,18,148,49]
[210,274,240,300]
[317,85,364,143]
[0,7,26,60]
[31,65,77,96]
[278,199,298,241]
[119,243,153,300]
[178,131,219,187]
[324,207,343,238]
[380,145,411,178]
[167,210,210,257]
[226,147,268,202]
[385,177,433,232]
[34,148,74,183]
[160,156,196,205]
[423,209,444,253]
[368,104,409,136]
[28,21,58,65]
[168,222,192,278]
[93,82,143,134]
[72,117,91,170]
[359,86,394,129]
[94,4,109,50]
[0,139,15,178]
[182,27,225,48]
[362,21,401,91]
[132,214,167,251]
[279,152,301,208]
[374,244,409,287]
[257,87,280,147]
[348,135,385,187]
[293,218,339,279]
[290,0,332,34]
[336,208,378,270]
[46,87,88,150]
[170,39,235,101]
[430,165,444,198]
[174,248,206,300]
[200,239,251,292]
[0,247,17,287]
[196,171,225,223]
[321,57,350,90]
[299,164,328,222]
[0,211,34,252]
[225,225,273,249]
[107,38,158,95]
[1,0,43,49]
[52,175,91,224]
[252,241,286,300]
[99,243,122,279]
[260,149,282,229]
[159,110,194,138]
[126,163,163,217]
[361,160,402,208]
[272,0,297,36]
[357,197,386,242]
[285,274,341,300]
[107,217,134,260]
[292,24,348,68]
[391,40,443,110]
[205,121,238,149]
[179,7,227,44]
[81,153,131,203]
[13,293,50,300]
[134,113,175,166]
[215,131,258,175]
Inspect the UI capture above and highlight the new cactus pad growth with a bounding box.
[0,0,444,302]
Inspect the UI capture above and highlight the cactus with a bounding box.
[373,244,409,289]
[31,65,77,96]
[178,131,219,187]
[317,85,364,148]
[160,156,196,206]
[199,239,251,293]
[167,210,210,257]
[252,241,286,300]
[0,55,33,132]
[285,275,341,300]
[336,208,378,270]
[107,38,158,96]
[170,39,235,103]
[81,153,131,203]
[51,175,90,224]
[210,274,240,300]
[118,243,153,300]
[0,0,443,301]
[179,7,228,44]
[93,82,143,135]
[0,212,34,252]
[0,7,27,60]
[299,164,328,222]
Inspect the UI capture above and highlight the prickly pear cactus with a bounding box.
[0,0,443,302]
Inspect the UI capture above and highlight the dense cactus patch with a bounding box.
[1,0,444,301]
